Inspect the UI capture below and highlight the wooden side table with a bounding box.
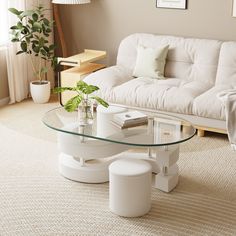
[58,49,106,105]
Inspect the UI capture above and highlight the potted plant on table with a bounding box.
[54,80,109,125]
[9,5,56,104]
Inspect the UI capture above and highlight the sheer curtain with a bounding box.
[0,0,52,104]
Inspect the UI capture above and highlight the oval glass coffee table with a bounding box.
[43,106,196,192]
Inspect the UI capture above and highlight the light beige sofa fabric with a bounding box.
[84,33,236,124]
[117,34,222,85]
[193,85,233,120]
[215,42,236,86]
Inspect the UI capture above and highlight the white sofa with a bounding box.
[85,33,236,135]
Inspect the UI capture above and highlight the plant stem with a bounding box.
[29,53,38,79]
[39,57,42,82]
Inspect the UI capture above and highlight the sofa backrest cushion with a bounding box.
[117,33,222,85]
[215,42,236,86]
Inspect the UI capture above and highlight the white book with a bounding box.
[113,111,148,125]
[111,120,148,129]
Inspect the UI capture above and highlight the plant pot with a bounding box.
[30,80,51,104]
[78,99,94,125]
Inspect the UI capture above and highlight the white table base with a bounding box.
[58,131,180,192]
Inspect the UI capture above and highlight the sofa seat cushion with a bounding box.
[110,77,180,109]
[193,85,235,120]
[108,77,210,115]
[163,80,211,114]
[84,65,133,92]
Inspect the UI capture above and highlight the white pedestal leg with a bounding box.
[154,144,179,192]
[59,153,116,183]
[57,130,129,183]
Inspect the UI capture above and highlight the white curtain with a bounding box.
[0,0,53,104]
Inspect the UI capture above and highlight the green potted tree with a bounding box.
[54,80,109,125]
[9,5,56,104]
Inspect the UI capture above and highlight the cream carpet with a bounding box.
[0,98,236,236]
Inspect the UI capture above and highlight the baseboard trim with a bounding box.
[0,97,10,107]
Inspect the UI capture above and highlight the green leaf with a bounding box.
[32,22,41,31]
[91,96,109,108]
[75,81,100,94]
[43,18,50,26]
[21,27,29,35]
[17,15,24,21]
[22,10,34,17]
[43,46,49,52]
[53,87,75,94]
[64,95,83,112]
[16,51,24,55]
[17,22,23,29]
[32,45,39,53]
[20,41,27,52]
[25,37,31,43]
[85,85,99,94]
[28,19,34,25]
[49,45,56,51]
[38,37,45,47]
[45,28,52,33]
[8,8,21,16]
[15,31,21,38]
[76,80,88,93]
[32,40,39,44]
[51,57,57,68]
[11,38,20,43]
[32,13,38,21]
[10,26,18,30]
[40,49,47,56]
[11,38,19,42]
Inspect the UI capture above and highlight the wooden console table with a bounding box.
[58,49,106,105]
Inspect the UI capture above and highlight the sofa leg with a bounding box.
[197,129,205,137]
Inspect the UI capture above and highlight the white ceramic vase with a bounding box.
[30,80,51,104]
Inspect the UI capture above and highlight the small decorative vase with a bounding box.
[78,99,94,125]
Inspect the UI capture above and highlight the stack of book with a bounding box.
[111,111,148,129]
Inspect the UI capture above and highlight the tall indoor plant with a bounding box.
[9,5,56,103]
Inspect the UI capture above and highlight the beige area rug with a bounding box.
[0,99,236,235]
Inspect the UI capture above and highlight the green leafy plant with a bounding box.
[54,81,109,112]
[9,5,56,83]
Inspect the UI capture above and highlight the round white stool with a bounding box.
[109,158,152,217]
[97,105,127,138]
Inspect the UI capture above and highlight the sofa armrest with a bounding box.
[84,65,133,91]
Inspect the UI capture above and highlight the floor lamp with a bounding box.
[52,0,91,58]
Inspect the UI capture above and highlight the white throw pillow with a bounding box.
[133,44,169,79]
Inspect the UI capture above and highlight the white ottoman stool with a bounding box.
[109,159,152,217]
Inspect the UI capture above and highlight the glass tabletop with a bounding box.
[42,106,196,147]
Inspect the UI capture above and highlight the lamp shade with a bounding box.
[52,0,90,4]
